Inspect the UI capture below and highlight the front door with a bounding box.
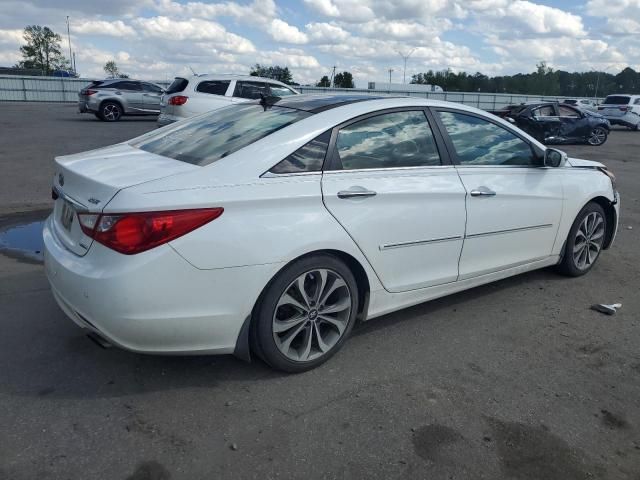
[142,83,163,112]
[321,109,467,293]
[433,109,563,279]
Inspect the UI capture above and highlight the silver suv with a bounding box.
[78,79,165,122]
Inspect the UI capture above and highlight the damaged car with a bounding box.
[500,102,610,146]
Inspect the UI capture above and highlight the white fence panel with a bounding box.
[1,75,603,110]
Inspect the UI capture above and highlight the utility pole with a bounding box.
[388,68,394,84]
[66,16,74,74]
[397,48,416,84]
[329,65,336,88]
[72,52,76,75]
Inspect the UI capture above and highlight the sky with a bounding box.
[0,0,638,86]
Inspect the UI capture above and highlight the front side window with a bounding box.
[332,111,441,170]
[438,111,538,167]
[142,83,163,93]
[196,80,231,96]
[130,105,311,166]
[269,85,297,97]
[233,81,269,99]
[270,131,330,174]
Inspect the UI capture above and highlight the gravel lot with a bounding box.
[0,102,639,480]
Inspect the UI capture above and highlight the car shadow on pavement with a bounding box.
[0,262,574,402]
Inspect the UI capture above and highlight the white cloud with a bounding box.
[586,0,640,35]
[267,19,308,44]
[73,20,136,38]
[305,22,350,44]
[133,17,255,53]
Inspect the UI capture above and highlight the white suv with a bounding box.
[158,74,300,126]
[597,94,640,130]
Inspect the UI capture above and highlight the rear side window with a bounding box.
[635,98,640,105]
[196,80,231,96]
[532,105,554,117]
[166,77,188,94]
[234,81,269,99]
[270,131,330,174]
[603,96,630,105]
[332,110,441,170]
[130,105,311,166]
[109,81,141,91]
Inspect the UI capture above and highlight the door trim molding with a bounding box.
[466,223,553,239]
[380,235,462,251]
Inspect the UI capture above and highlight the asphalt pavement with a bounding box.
[0,102,639,479]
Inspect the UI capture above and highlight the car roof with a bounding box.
[185,74,290,86]
[272,94,390,113]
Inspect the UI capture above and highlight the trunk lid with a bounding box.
[52,143,197,255]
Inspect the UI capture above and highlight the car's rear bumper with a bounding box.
[43,215,282,355]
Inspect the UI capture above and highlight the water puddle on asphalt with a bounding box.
[0,219,45,263]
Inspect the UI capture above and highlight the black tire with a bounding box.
[98,101,123,122]
[252,254,359,373]
[556,202,607,277]
[587,127,608,146]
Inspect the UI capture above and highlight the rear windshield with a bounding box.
[563,99,577,105]
[603,96,630,105]
[130,104,311,166]
[166,77,189,94]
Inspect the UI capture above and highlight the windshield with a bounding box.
[130,104,311,166]
[603,96,630,105]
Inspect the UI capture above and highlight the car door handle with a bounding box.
[337,187,377,199]
[470,187,496,197]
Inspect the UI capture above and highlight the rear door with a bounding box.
[322,108,467,293]
[433,109,563,279]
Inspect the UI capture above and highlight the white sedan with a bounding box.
[44,95,620,372]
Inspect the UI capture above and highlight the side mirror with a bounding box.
[544,148,567,168]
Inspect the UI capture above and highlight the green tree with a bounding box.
[333,71,354,88]
[15,25,69,75]
[316,75,331,87]
[250,64,294,85]
[104,60,119,78]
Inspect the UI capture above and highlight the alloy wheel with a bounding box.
[103,104,121,121]
[272,268,352,362]
[588,127,607,145]
[573,211,605,270]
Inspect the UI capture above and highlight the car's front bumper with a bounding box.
[43,215,282,355]
[602,113,640,128]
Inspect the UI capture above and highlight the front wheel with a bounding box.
[252,254,359,373]
[587,127,608,146]
[556,202,607,277]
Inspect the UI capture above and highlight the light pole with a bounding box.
[594,64,617,99]
[388,68,393,84]
[66,16,74,74]
[397,48,415,84]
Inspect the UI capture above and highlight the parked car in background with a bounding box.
[157,74,300,126]
[501,102,610,146]
[45,95,619,372]
[78,79,164,122]
[597,94,640,130]
[563,98,598,112]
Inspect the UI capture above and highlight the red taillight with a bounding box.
[168,95,188,106]
[82,89,97,96]
[619,106,628,112]
[77,208,223,255]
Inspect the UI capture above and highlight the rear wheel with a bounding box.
[556,202,607,276]
[587,127,608,146]
[98,102,123,122]
[252,254,359,373]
